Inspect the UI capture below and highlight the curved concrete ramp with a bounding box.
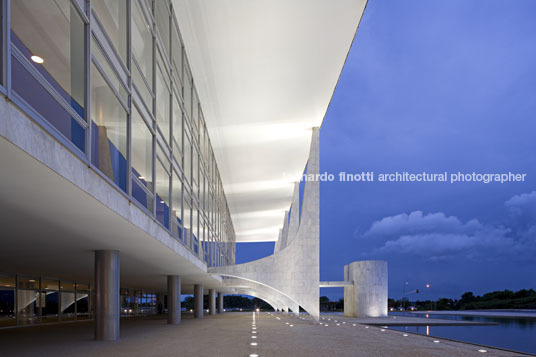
[210,128,320,321]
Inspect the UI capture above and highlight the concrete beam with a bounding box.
[319,281,353,288]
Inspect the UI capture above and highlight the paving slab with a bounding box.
[0,312,530,357]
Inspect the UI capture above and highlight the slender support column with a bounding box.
[167,275,181,324]
[209,289,216,315]
[194,284,204,319]
[95,250,120,341]
[217,292,224,313]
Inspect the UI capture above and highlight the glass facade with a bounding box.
[2,0,235,267]
[0,273,162,326]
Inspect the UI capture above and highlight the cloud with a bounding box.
[362,194,536,262]
[364,211,482,240]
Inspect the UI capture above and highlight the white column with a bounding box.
[217,292,224,313]
[95,250,120,341]
[194,284,204,319]
[167,275,181,324]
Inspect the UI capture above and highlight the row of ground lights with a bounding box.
[318,317,488,353]
[249,312,258,357]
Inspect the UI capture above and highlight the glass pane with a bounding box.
[155,157,170,229]
[171,24,182,82]
[132,0,153,88]
[133,62,152,108]
[91,63,127,192]
[11,0,85,114]
[184,192,191,236]
[183,65,192,118]
[131,105,154,211]
[10,0,86,152]
[92,36,128,102]
[155,0,170,56]
[131,106,153,187]
[61,281,75,291]
[172,94,183,159]
[92,0,128,62]
[41,280,59,323]
[184,132,192,185]
[156,59,171,143]
[171,170,183,241]
[42,280,59,291]
[0,275,15,327]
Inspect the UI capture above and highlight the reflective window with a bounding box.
[91,62,128,191]
[171,170,183,242]
[183,65,192,118]
[172,94,183,162]
[17,277,39,325]
[11,0,86,152]
[155,150,170,229]
[171,22,183,83]
[156,55,171,143]
[131,106,154,211]
[155,0,170,56]
[41,280,59,323]
[184,131,192,185]
[0,275,16,327]
[92,0,128,62]
[132,0,153,106]
[76,284,90,320]
[92,36,128,103]
[184,192,192,244]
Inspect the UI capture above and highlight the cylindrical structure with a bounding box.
[209,289,216,315]
[194,284,204,319]
[347,260,388,318]
[94,250,120,341]
[217,292,224,313]
[167,275,181,324]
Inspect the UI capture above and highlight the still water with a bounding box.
[388,312,536,355]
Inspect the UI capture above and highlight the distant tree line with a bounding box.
[318,289,536,311]
[389,289,536,310]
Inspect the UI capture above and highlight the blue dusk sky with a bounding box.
[237,0,536,301]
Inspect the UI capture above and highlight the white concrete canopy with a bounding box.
[173,0,367,242]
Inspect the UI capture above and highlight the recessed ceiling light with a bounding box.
[31,55,44,64]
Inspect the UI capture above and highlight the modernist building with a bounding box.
[0,0,376,342]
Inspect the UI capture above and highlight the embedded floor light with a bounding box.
[478,350,487,353]
[31,55,44,64]
[403,334,409,337]
[433,340,440,343]
[250,342,258,346]
[249,354,259,357]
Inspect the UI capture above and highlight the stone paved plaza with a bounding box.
[0,312,529,357]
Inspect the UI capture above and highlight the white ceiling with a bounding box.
[174,0,368,242]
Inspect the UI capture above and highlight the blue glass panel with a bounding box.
[11,33,85,119]
[91,121,127,192]
[11,56,86,153]
[156,193,170,229]
[132,178,149,209]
